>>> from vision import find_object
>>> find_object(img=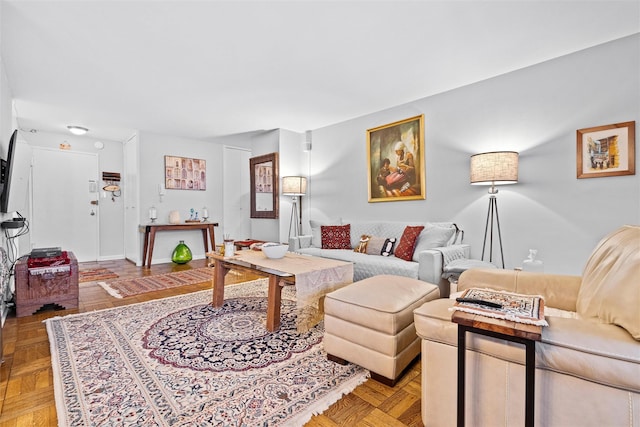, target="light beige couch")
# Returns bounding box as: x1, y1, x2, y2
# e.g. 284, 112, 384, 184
290, 220, 469, 297
414, 225, 640, 426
